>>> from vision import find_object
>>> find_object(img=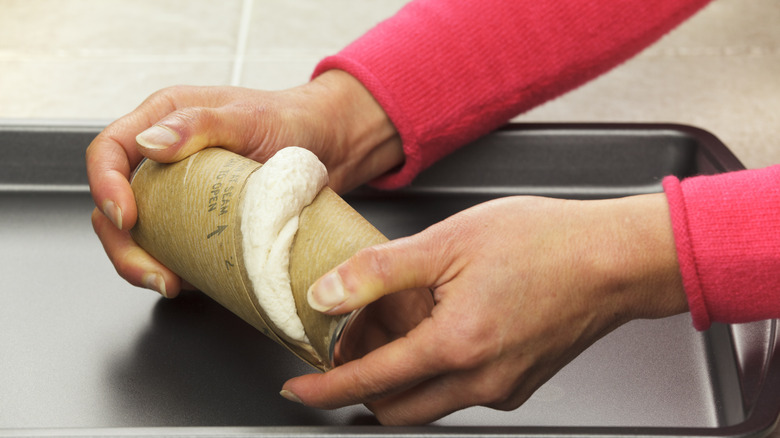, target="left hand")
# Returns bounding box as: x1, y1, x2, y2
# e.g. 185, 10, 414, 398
281, 194, 688, 425
86, 70, 401, 298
